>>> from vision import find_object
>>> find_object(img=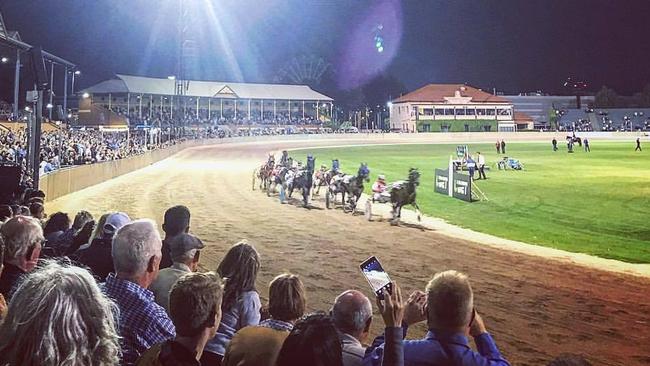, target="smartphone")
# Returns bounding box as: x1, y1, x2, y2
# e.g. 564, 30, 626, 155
359, 256, 392, 299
